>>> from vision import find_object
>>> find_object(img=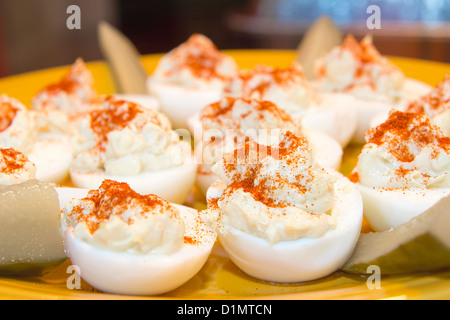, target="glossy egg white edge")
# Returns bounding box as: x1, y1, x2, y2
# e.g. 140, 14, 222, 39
69, 155, 197, 205
192, 128, 343, 196
205, 171, 363, 283
300, 92, 358, 148
146, 78, 222, 130
28, 133, 74, 185
62, 204, 216, 296
357, 183, 450, 232
111, 94, 160, 111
